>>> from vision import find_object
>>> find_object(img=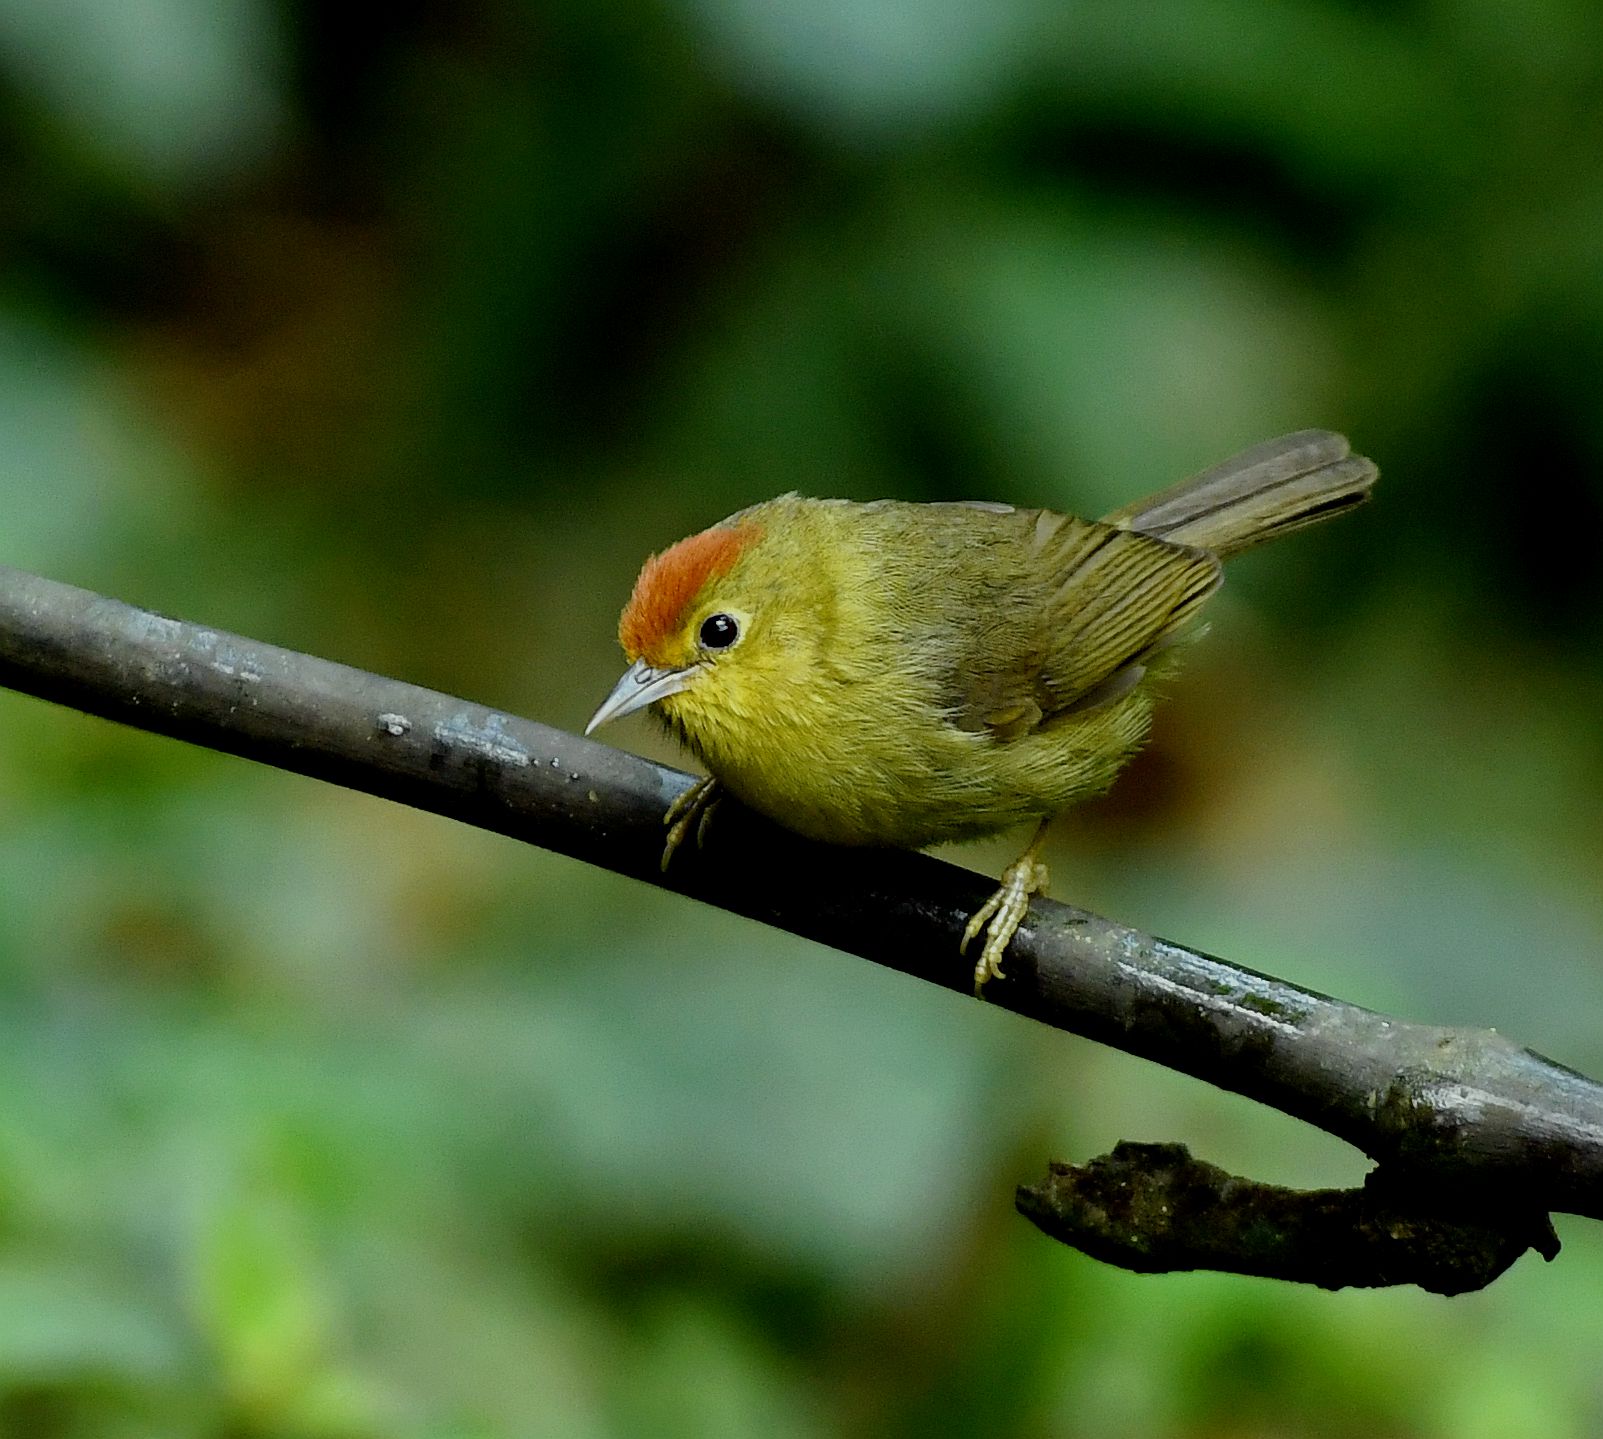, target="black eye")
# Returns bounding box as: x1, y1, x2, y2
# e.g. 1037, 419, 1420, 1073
699, 613, 740, 650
